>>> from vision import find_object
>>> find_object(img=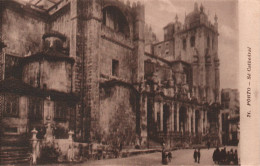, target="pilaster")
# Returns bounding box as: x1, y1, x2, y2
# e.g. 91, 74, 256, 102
80, 0, 102, 142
